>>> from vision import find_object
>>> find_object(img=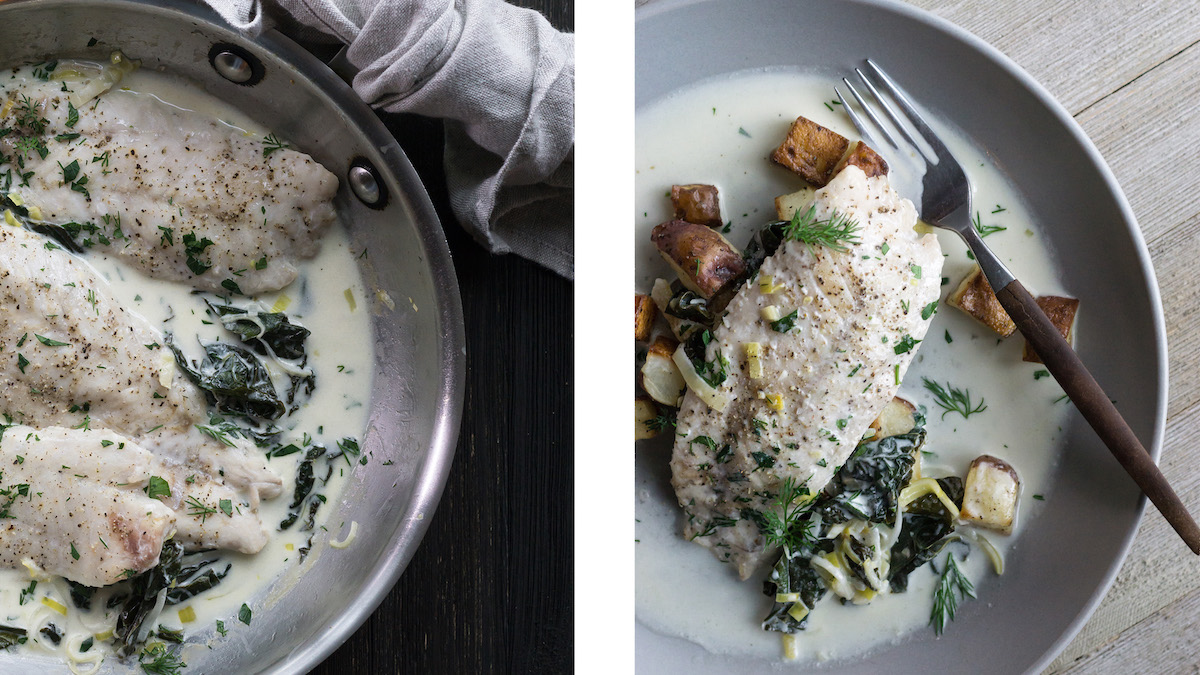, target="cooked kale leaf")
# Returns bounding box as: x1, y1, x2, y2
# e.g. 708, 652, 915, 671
814, 428, 925, 526
0, 624, 26, 650
110, 540, 230, 656
206, 301, 310, 360
166, 335, 285, 420
762, 415, 966, 634
279, 444, 324, 530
